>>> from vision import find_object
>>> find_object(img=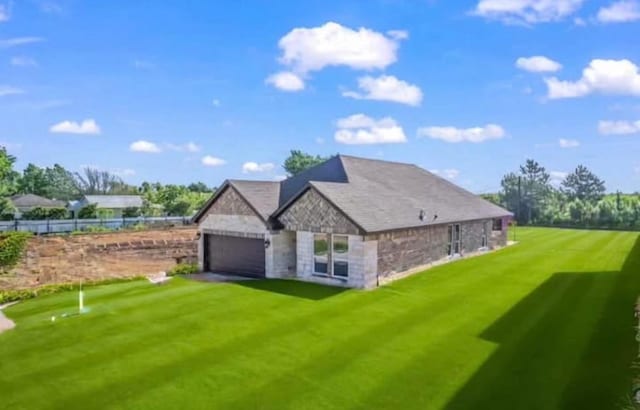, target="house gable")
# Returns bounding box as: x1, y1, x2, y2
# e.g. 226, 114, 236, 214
278, 187, 361, 235
203, 185, 260, 218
